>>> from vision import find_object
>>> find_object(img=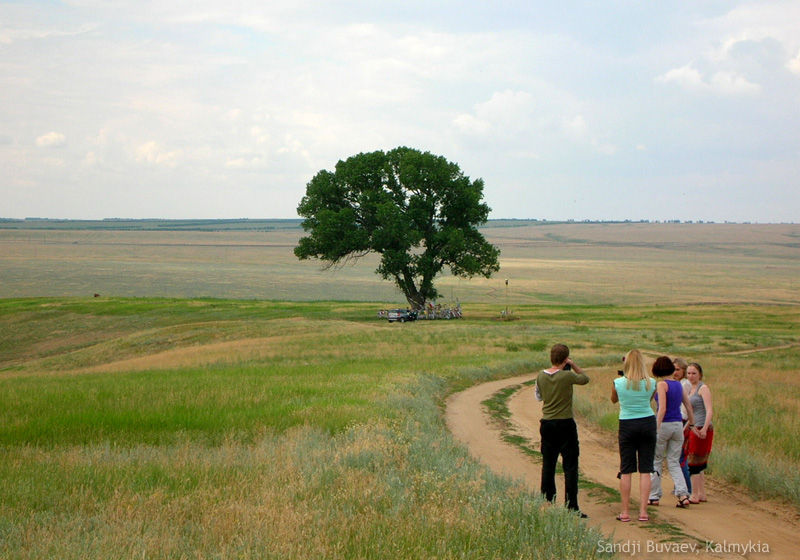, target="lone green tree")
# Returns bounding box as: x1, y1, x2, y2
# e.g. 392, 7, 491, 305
294, 147, 500, 309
